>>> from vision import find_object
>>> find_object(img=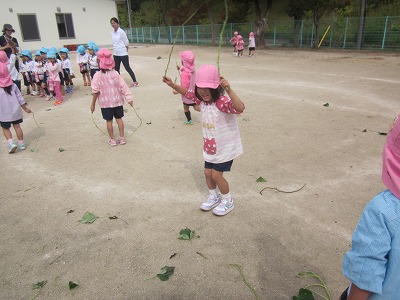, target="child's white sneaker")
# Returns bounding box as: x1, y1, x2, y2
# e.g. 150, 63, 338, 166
200, 194, 220, 211
8, 143, 17, 154
212, 198, 234, 216
18, 143, 26, 150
